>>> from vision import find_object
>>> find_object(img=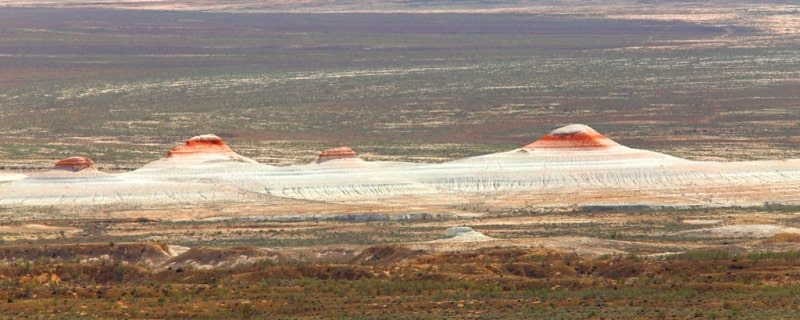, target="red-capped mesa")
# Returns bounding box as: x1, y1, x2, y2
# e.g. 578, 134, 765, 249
52, 156, 96, 172
166, 134, 236, 158
317, 147, 359, 163
523, 124, 621, 150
